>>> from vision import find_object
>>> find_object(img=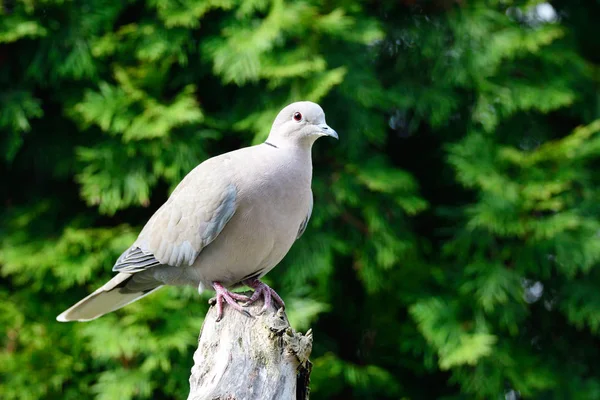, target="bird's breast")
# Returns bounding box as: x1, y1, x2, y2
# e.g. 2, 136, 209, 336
191, 151, 312, 287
